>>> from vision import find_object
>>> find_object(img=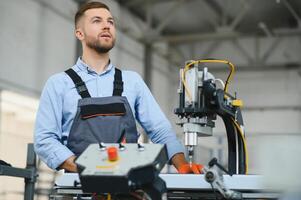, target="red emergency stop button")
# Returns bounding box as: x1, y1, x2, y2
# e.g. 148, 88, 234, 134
107, 146, 118, 161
